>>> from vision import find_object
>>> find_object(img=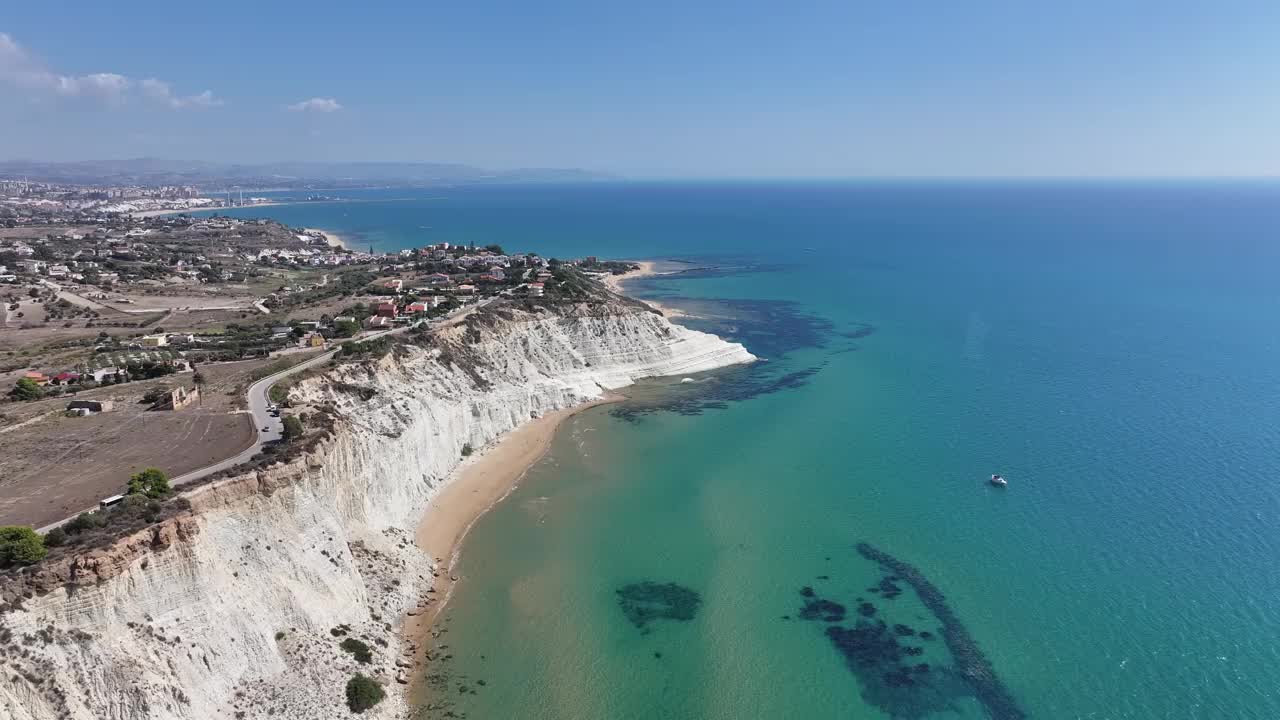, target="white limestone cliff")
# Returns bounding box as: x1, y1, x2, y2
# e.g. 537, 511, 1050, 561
0, 299, 753, 720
